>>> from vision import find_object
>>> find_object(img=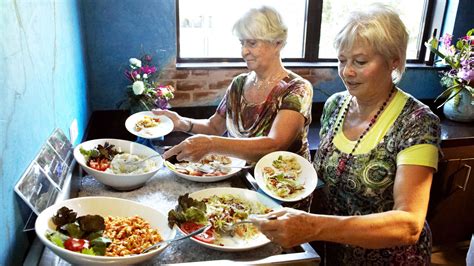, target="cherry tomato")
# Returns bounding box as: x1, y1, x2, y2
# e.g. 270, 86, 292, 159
88, 158, 110, 171
180, 222, 215, 244
64, 238, 89, 252
98, 158, 110, 171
